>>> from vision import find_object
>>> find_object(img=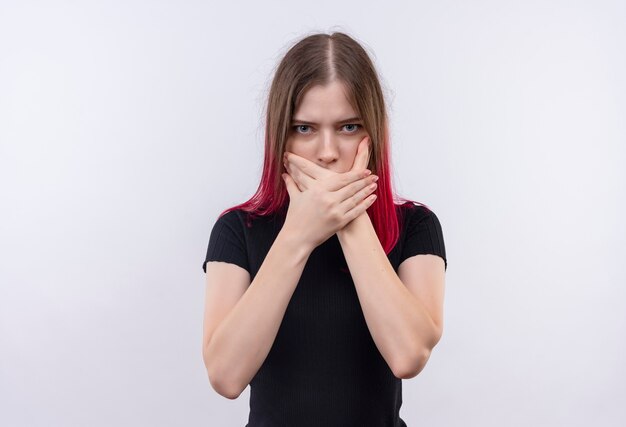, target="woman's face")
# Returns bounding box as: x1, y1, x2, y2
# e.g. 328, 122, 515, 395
285, 80, 369, 174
